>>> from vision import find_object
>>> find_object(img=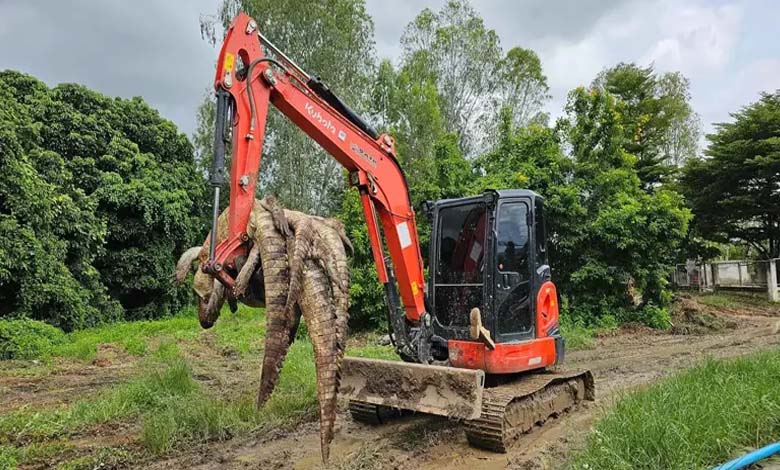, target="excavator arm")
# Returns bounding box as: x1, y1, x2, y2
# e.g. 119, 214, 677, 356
203, 13, 428, 347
